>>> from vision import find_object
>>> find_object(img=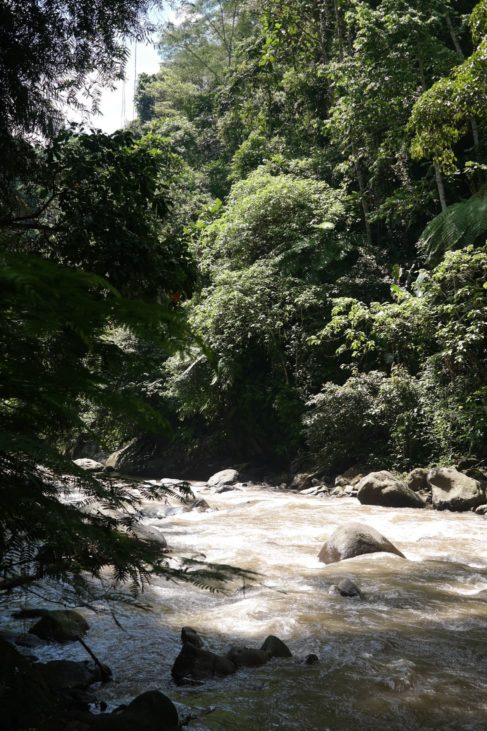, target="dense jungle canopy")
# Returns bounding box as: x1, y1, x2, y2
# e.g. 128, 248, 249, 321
0, 0, 486, 596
